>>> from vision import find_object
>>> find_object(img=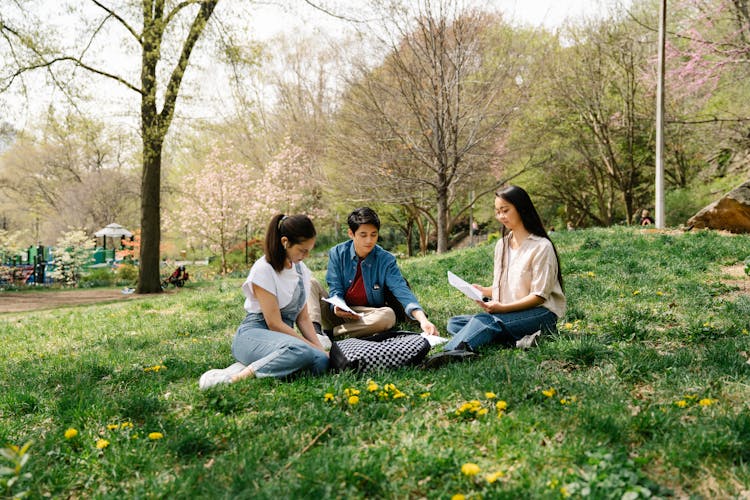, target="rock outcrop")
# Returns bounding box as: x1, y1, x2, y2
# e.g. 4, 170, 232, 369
687, 181, 750, 233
